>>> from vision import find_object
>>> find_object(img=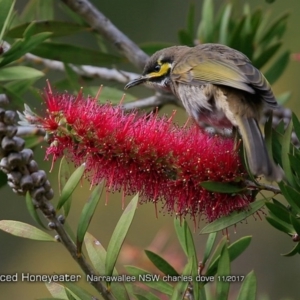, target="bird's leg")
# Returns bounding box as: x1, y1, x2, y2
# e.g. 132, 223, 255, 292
232, 126, 242, 151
